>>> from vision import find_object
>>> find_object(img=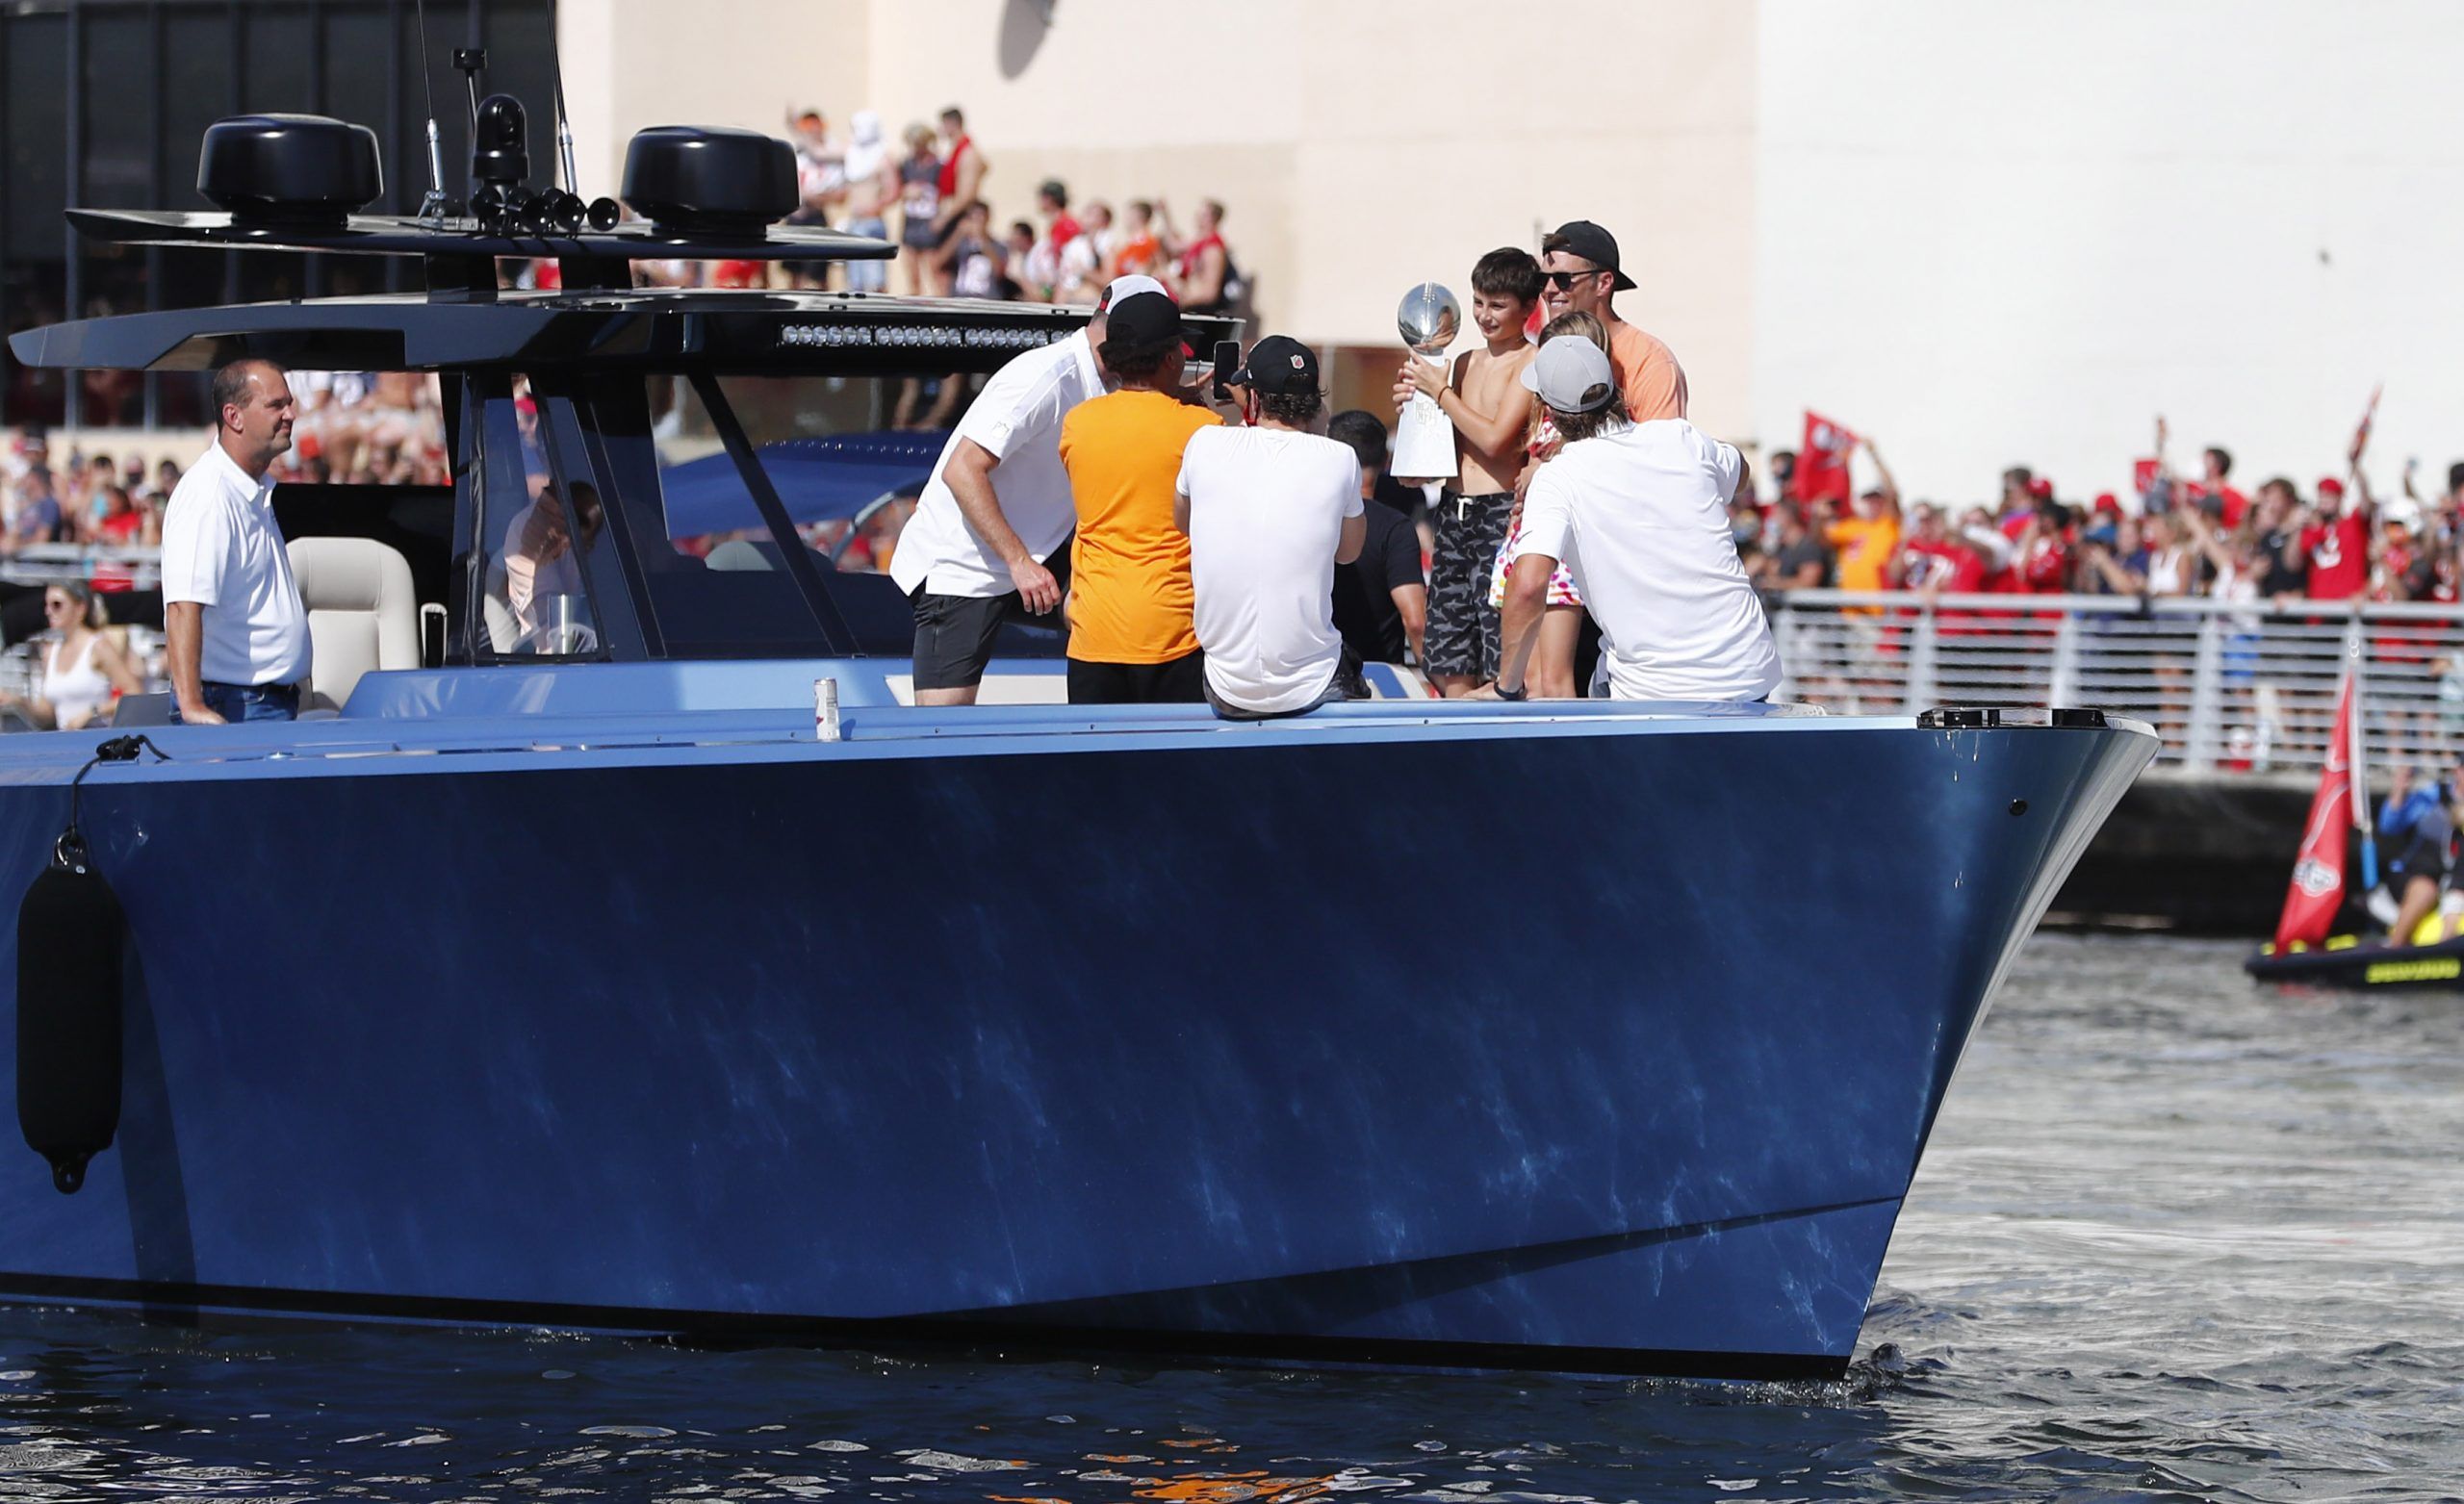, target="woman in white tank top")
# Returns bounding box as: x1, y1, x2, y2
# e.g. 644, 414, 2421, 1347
0, 581, 145, 730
